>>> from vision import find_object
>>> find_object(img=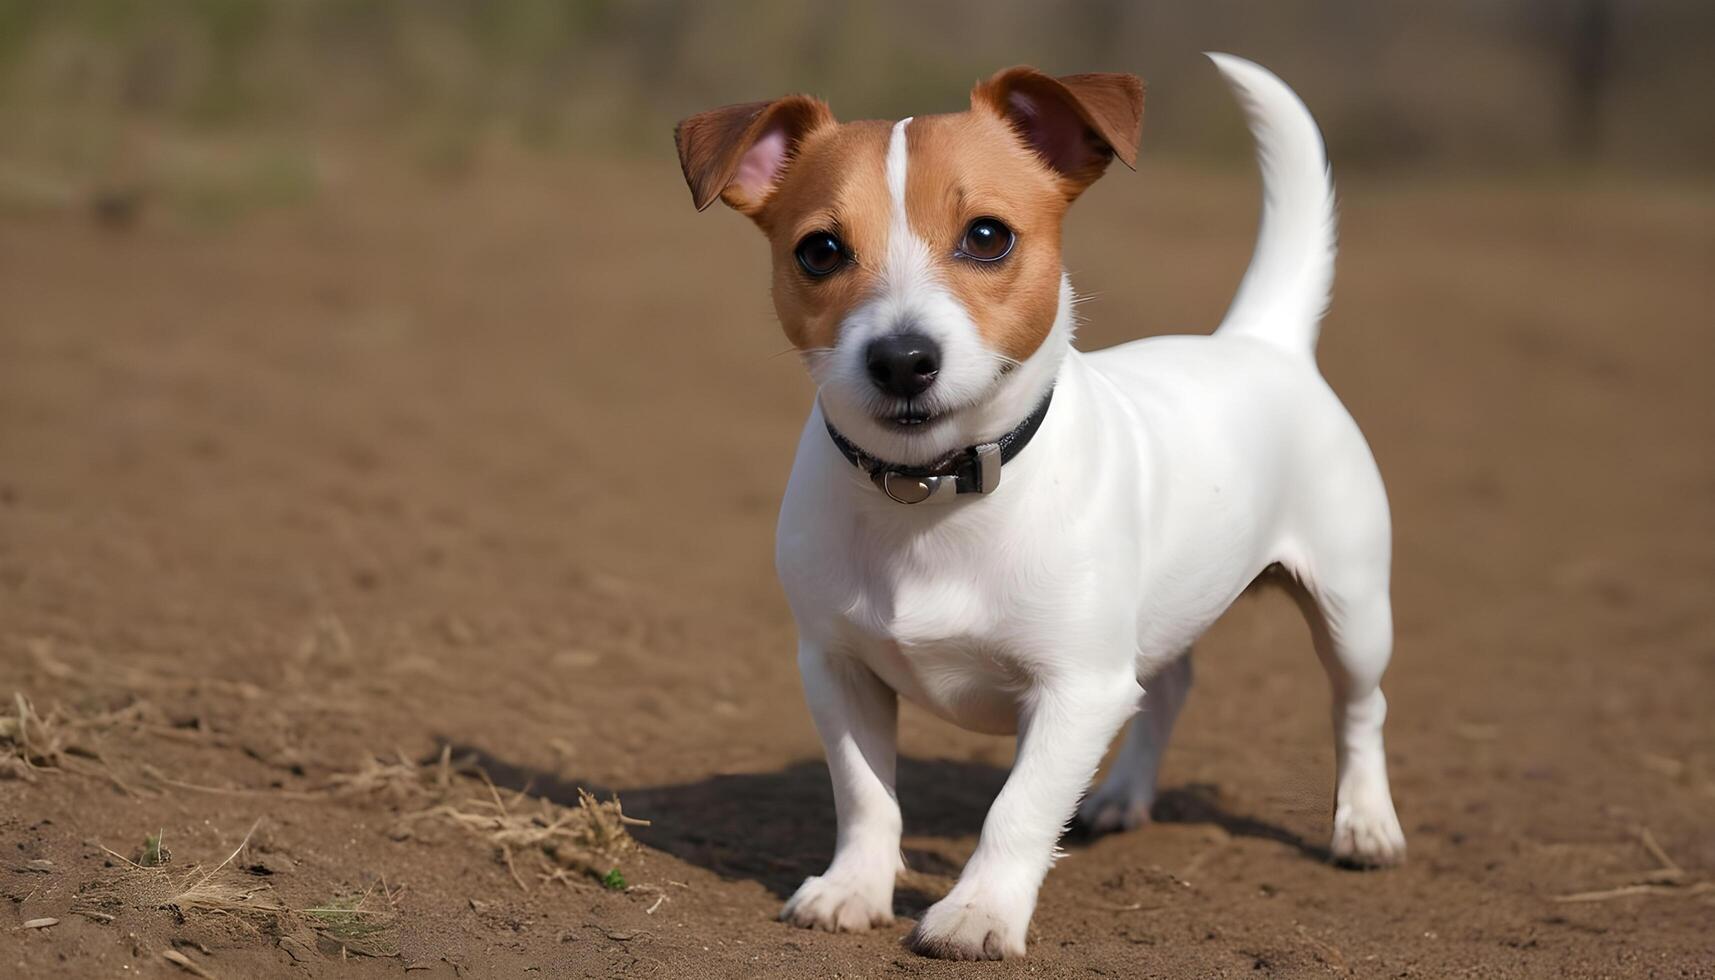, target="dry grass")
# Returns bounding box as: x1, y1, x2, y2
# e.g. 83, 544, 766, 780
325, 745, 457, 803
0, 693, 63, 778
74, 819, 401, 959
0, 692, 125, 786
327, 745, 652, 890
302, 881, 402, 958
1, 687, 215, 795
328, 747, 660, 898
161, 948, 219, 978
1, 682, 341, 800
78, 821, 288, 924
1553, 826, 1713, 903
408, 784, 650, 890
7, 679, 648, 953
9, 681, 654, 901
